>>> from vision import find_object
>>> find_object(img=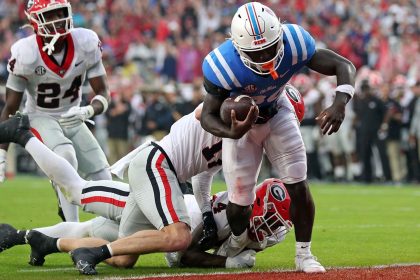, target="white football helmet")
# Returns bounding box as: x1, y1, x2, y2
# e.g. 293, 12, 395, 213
25, 0, 73, 54
231, 2, 284, 78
